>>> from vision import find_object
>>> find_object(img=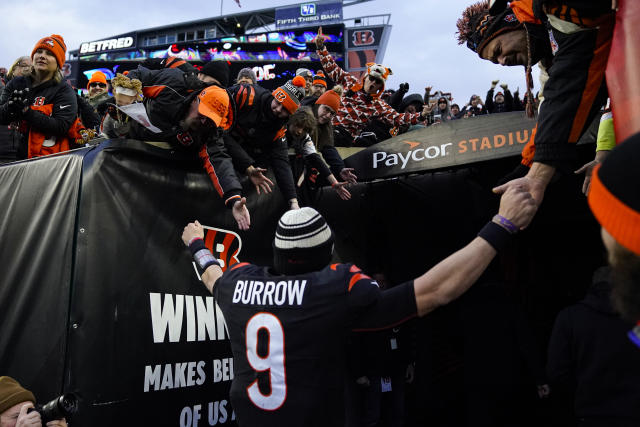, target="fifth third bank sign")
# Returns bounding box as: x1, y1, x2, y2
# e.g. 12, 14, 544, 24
275, 1, 343, 30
